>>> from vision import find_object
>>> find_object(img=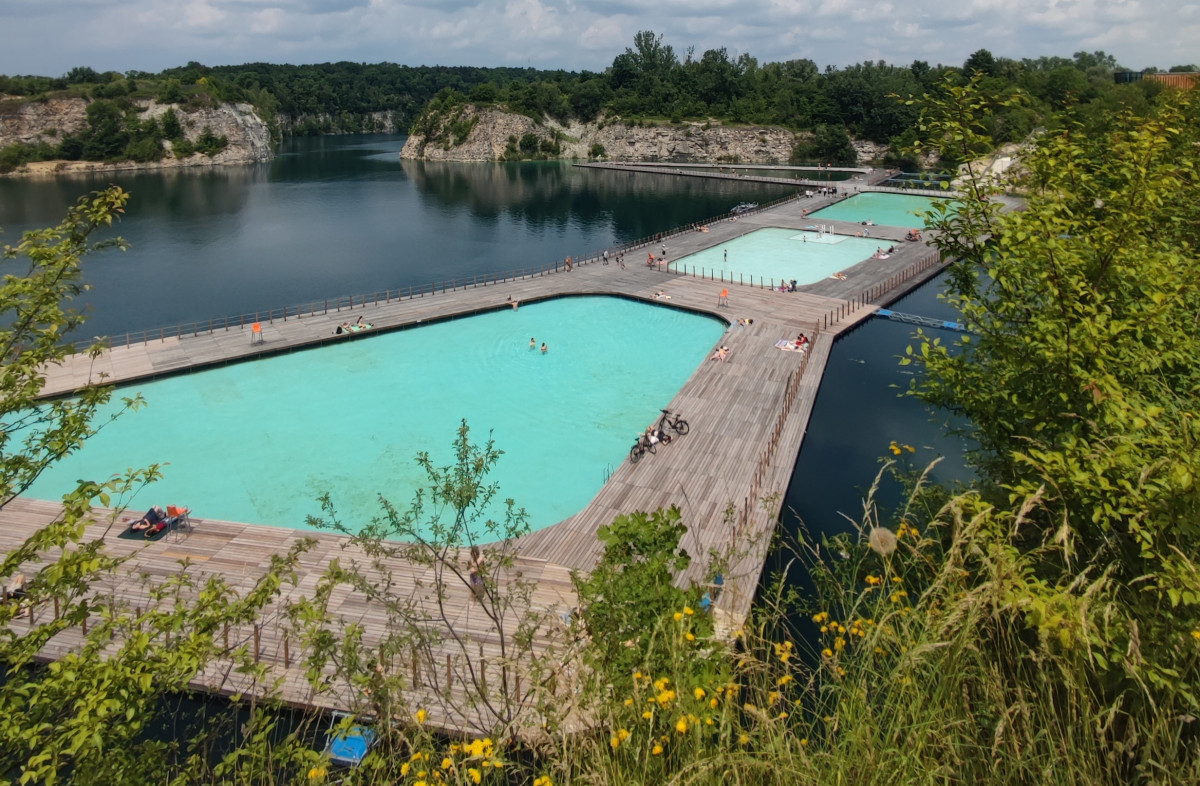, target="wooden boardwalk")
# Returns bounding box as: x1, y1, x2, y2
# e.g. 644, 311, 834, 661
6, 189, 948, 734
